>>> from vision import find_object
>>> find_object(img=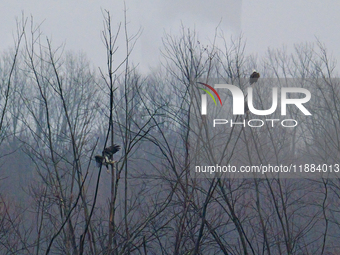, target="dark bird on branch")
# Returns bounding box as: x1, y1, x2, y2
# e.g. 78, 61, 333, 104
249, 70, 260, 85
103, 144, 120, 160
94, 144, 120, 169
95, 155, 106, 168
